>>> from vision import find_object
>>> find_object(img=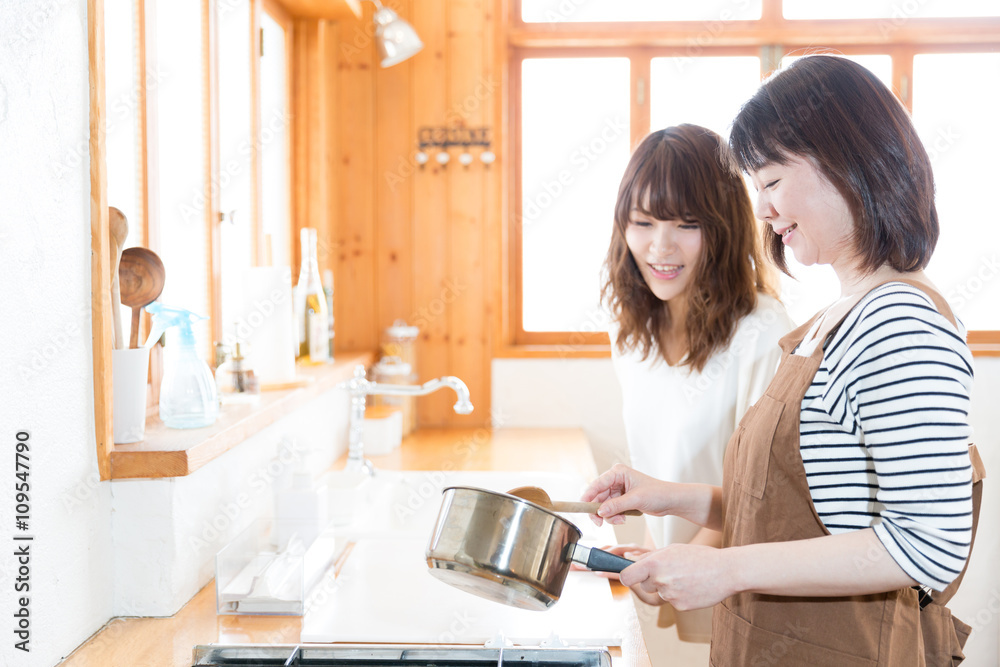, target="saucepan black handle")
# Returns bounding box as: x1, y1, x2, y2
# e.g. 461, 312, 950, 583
569, 543, 633, 573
